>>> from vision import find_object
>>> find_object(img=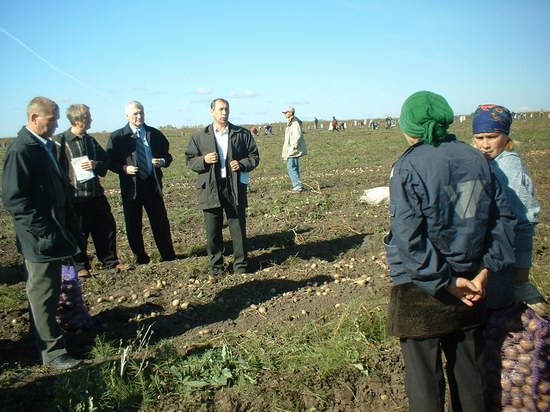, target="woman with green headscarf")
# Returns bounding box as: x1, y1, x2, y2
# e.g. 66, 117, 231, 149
384, 91, 516, 411
398, 90, 455, 146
